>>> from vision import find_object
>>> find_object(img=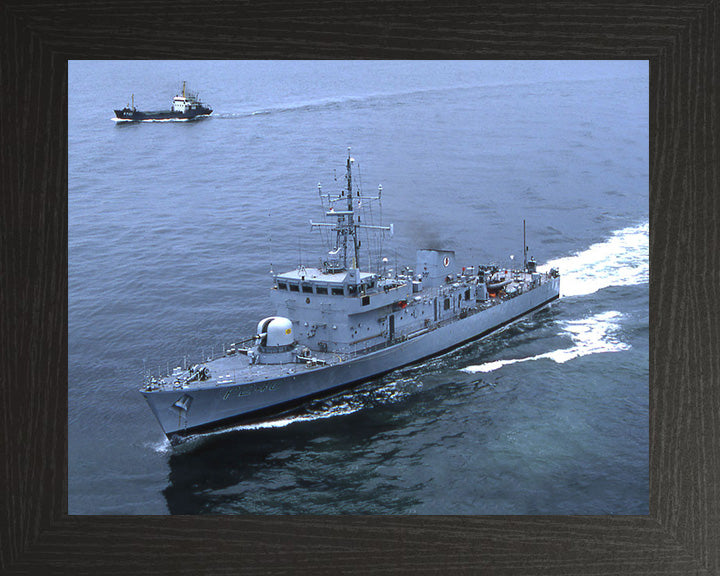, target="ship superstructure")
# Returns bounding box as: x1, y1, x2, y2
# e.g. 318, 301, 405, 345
141, 150, 560, 443
114, 81, 212, 121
